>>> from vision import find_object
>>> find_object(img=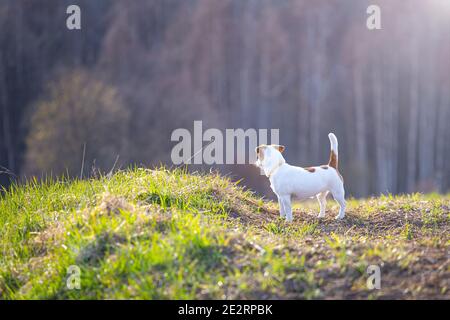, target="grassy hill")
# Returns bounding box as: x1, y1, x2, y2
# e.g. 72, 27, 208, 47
0, 168, 448, 299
